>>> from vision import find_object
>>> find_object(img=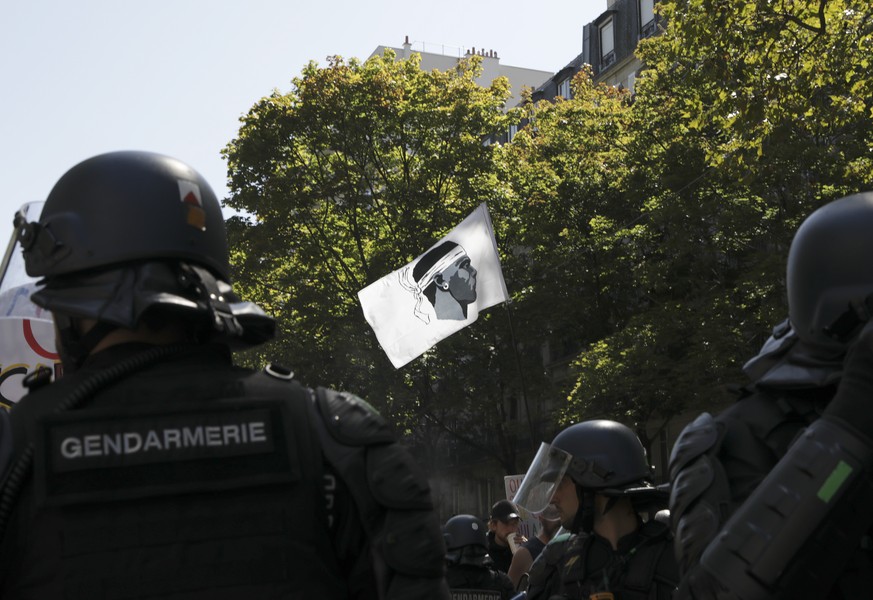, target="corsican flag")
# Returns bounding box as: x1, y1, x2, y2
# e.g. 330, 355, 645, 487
358, 203, 509, 368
